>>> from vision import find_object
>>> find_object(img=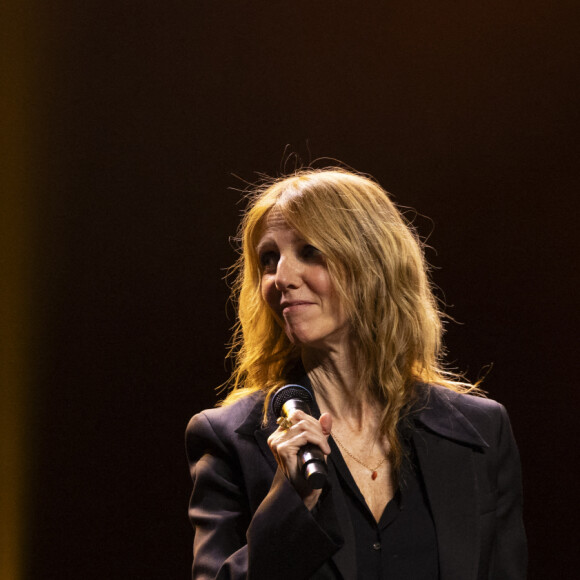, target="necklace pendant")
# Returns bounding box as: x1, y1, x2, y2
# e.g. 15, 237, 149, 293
371, 470, 378, 480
